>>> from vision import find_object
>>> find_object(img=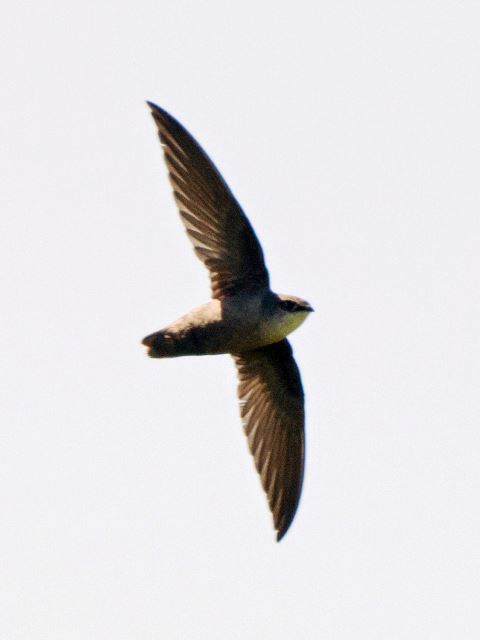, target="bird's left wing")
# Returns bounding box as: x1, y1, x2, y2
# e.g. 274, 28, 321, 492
147, 102, 270, 299
232, 339, 305, 541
